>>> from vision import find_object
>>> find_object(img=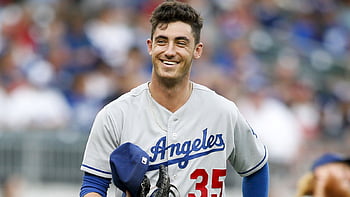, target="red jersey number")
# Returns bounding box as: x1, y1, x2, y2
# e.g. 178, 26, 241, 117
188, 169, 227, 197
